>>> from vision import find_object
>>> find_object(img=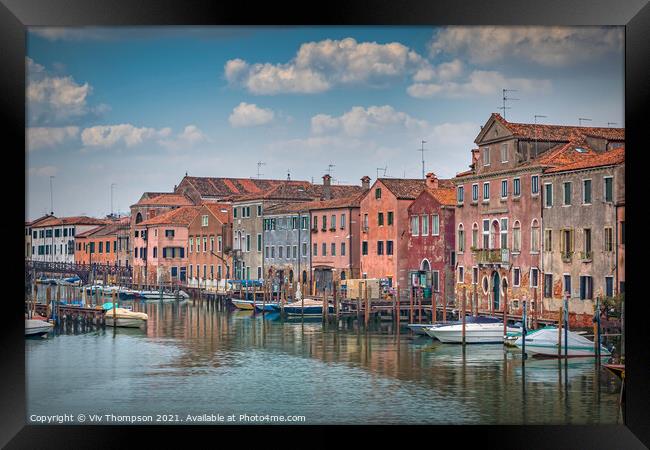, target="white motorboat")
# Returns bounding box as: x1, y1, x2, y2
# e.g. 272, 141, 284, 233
25, 319, 54, 337
138, 290, 180, 301
426, 321, 520, 344
104, 307, 148, 328
514, 327, 611, 358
